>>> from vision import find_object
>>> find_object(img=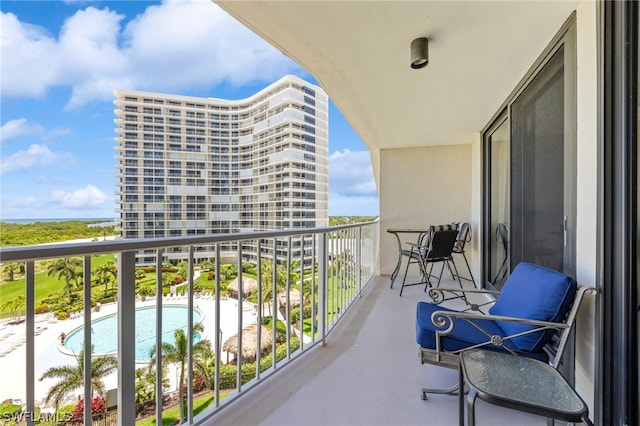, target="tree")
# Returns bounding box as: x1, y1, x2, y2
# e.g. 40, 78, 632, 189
176, 261, 189, 280
198, 260, 215, 272
192, 345, 216, 390
46, 257, 83, 297
134, 365, 169, 411
1, 295, 25, 323
259, 259, 287, 316
93, 261, 118, 297
2, 262, 22, 281
39, 348, 117, 409
149, 324, 211, 423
